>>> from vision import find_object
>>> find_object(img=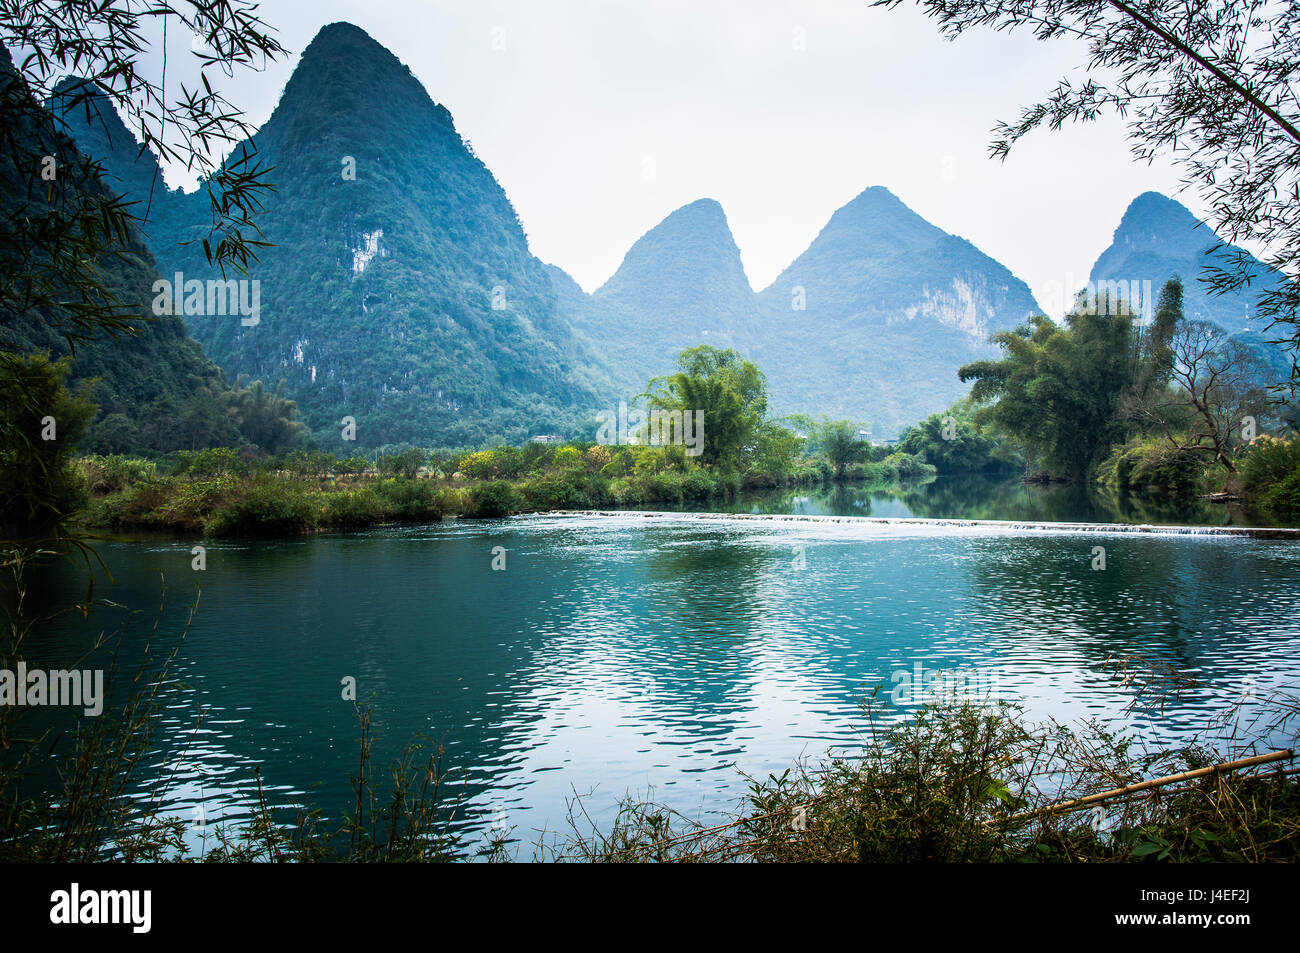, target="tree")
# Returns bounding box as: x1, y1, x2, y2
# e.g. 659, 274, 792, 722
1128, 277, 1182, 405
816, 420, 868, 479
0, 353, 96, 533
875, 0, 1300, 386
1162, 321, 1271, 472
748, 420, 805, 480
379, 447, 426, 480
960, 299, 1134, 481
899, 400, 1013, 474
1, 1, 285, 331
1, 2, 284, 533
224, 378, 309, 453
642, 346, 767, 471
